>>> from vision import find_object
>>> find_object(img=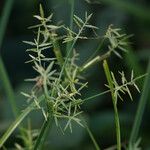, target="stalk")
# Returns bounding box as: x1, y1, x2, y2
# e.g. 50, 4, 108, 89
81, 50, 111, 72
58, 18, 89, 82
66, 0, 75, 54
103, 60, 121, 150
84, 38, 105, 65
33, 67, 54, 149
69, 0, 75, 31
85, 125, 101, 150
33, 116, 53, 150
